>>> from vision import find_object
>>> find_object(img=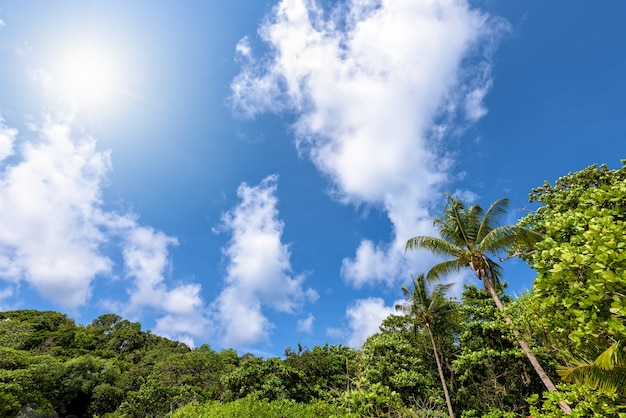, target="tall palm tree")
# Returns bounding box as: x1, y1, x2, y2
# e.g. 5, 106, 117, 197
405, 195, 572, 414
395, 274, 456, 418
